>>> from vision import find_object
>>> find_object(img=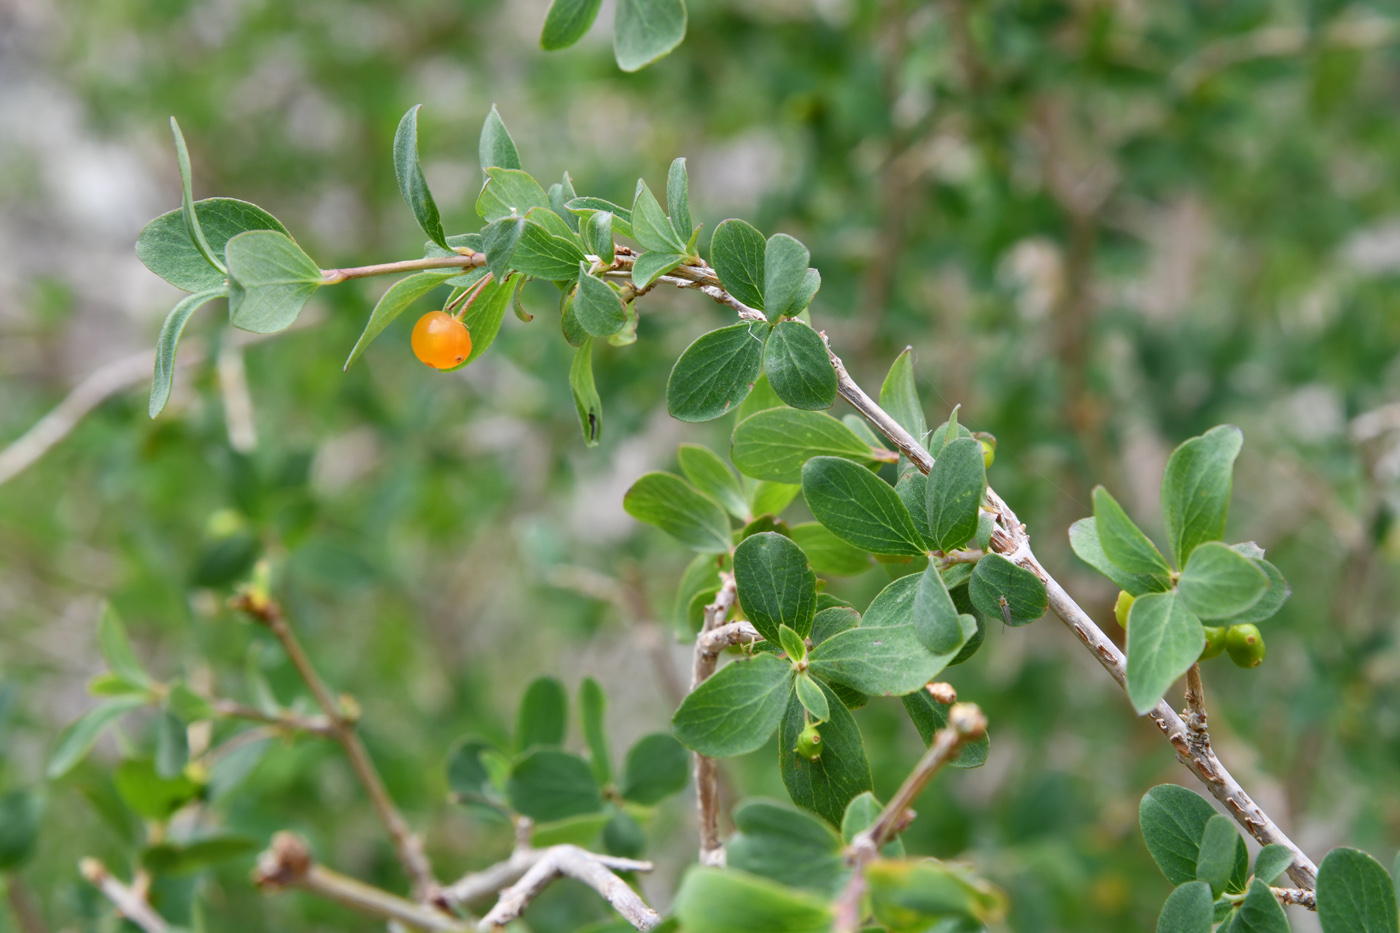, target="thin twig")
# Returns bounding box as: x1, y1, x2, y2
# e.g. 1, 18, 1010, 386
230, 593, 438, 899
1273, 888, 1316, 910
253, 833, 469, 932
79, 859, 170, 933
690, 572, 738, 867
320, 252, 485, 285
208, 698, 338, 736
477, 845, 658, 932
